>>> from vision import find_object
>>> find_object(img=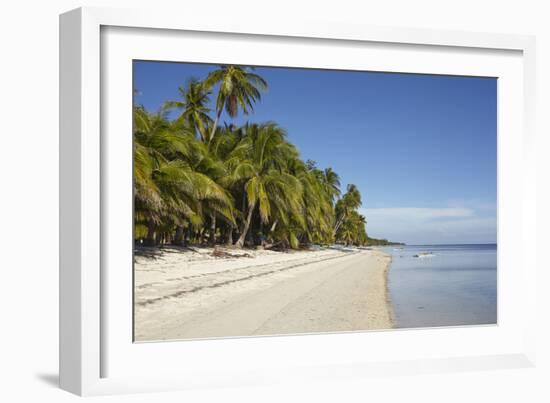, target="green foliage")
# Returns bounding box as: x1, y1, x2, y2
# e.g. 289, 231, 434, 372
365, 237, 405, 246
134, 65, 397, 249
204, 65, 268, 143
164, 79, 213, 142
